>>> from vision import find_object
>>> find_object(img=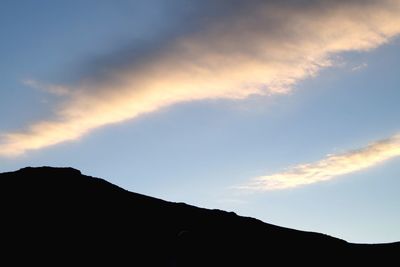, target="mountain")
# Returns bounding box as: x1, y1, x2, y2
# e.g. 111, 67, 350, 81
0, 167, 398, 265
